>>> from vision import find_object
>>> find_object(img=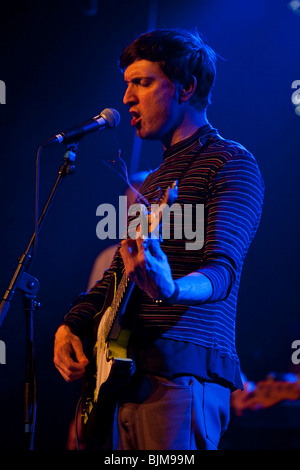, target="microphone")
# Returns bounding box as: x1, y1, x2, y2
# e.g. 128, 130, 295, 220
42, 108, 120, 147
